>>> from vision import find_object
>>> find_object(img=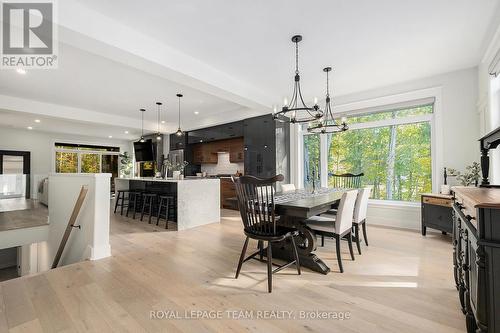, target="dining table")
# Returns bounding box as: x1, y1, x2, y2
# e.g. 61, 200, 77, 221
273, 188, 345, 274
